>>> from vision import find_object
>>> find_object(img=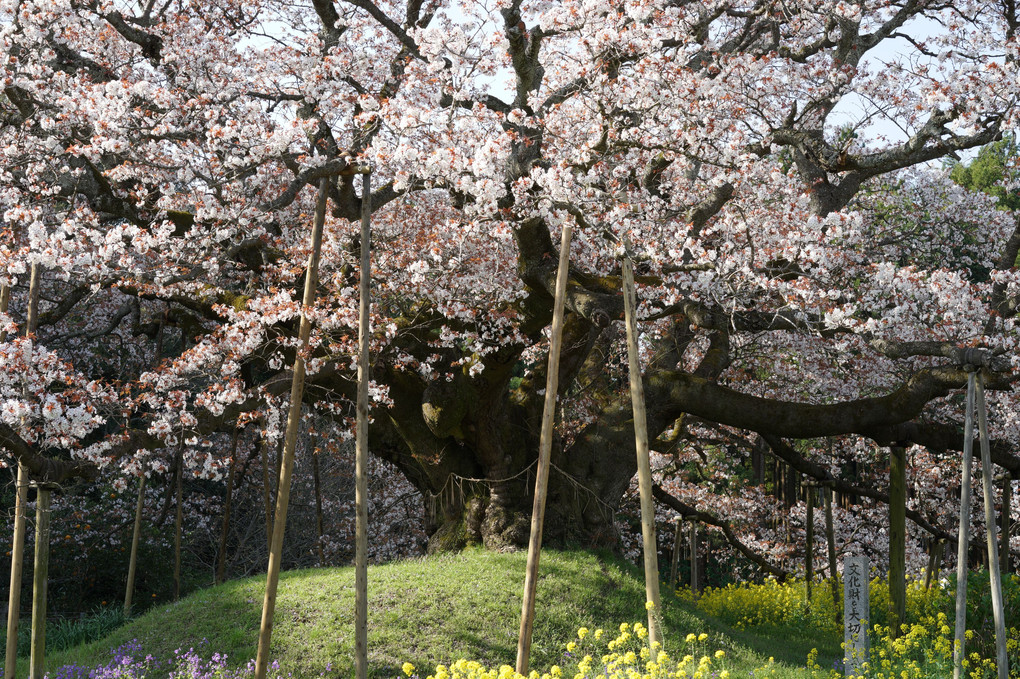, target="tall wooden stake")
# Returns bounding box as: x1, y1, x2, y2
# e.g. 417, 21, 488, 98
311, 436, 325, 566
6, 263, 41, 679
824, 484, 840, 624
173, 437, 185, 601
216, 426, 241, 585
689, 520, 699, 594
254, 177, 330, 679
889, 446, 907, 637
1001, 473, 1012, 573
261, 435, 273, 554
976, 375, 1008, 679
806, 482, 815, 605
124, 473, 146, 616
516, 223, 573, 676
670, 520, 682, 591
28, 484, 54, 679
954, 372, 977, 679
354, 171, 372, 679
924, 540, 938, 591
622, 244, 661, 654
